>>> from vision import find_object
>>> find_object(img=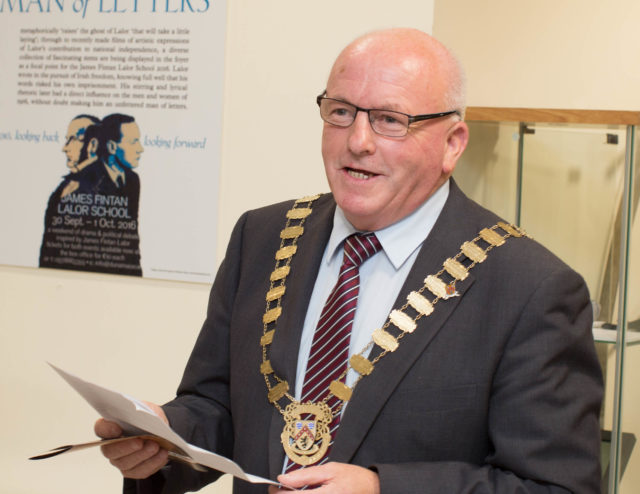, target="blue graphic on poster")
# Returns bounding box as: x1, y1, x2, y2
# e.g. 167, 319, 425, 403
40, 114, 143, 276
